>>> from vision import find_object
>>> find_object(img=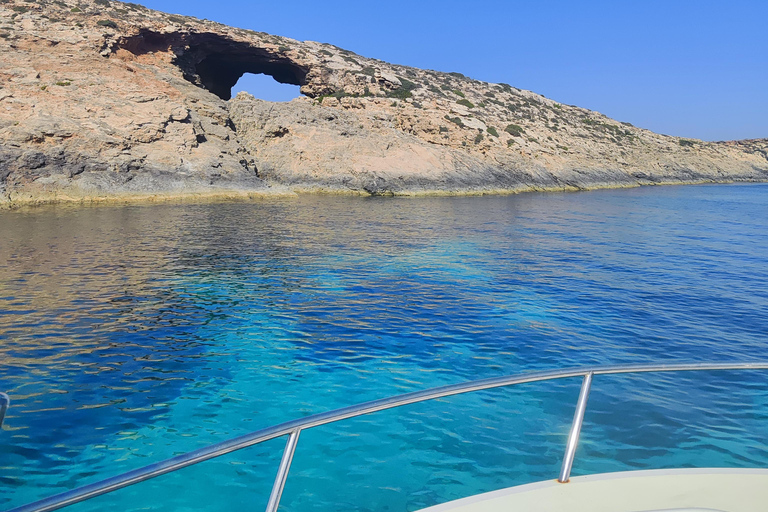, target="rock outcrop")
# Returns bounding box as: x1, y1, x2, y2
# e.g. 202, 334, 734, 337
1, 0, 766, 205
